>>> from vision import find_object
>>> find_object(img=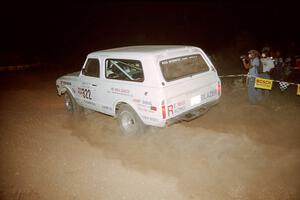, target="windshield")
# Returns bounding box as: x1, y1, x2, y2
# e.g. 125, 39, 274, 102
160, 54, 210, 81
